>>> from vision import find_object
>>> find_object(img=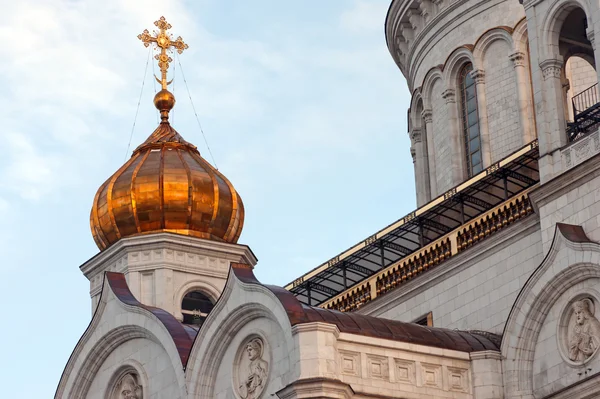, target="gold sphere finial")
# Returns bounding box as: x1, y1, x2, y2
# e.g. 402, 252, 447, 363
154, 89, 175, 122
